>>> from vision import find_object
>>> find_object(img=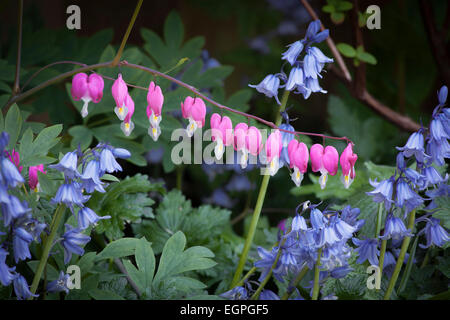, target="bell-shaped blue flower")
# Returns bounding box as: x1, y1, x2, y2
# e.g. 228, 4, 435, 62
281, 40, 304, 66
422, 165, 446, 188
220, 286, 248, 300
111, 147, 131, 159
61, 224, 91, 264
99, 148, 122, 174
13, 274, 38, 300
286, 66, 305, 91
340, 205, 364, 231
292, 215, 308, 231
395, 178, 424, 213
259, 290, 280, 300
396, 131, 430, 163
13, 227, 33, 263
77, 207, 110, 230
249, 74, 281, 105
47, 271, 71, 294
366, 177, 395, 211
1, 195, 30, 227
437, 85, 448, 106
380, 215, 413, 241
353, 238, 379, 266
52, 182, 90, 207
0, 157, 24, 188
305, 77, 327, 93
0, 249, 15, 286
48, 151, 80, 179
403, 168, 427, 189
426, 137, 450, 166
419, 218, 449, 248
81, 160, 105, 193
